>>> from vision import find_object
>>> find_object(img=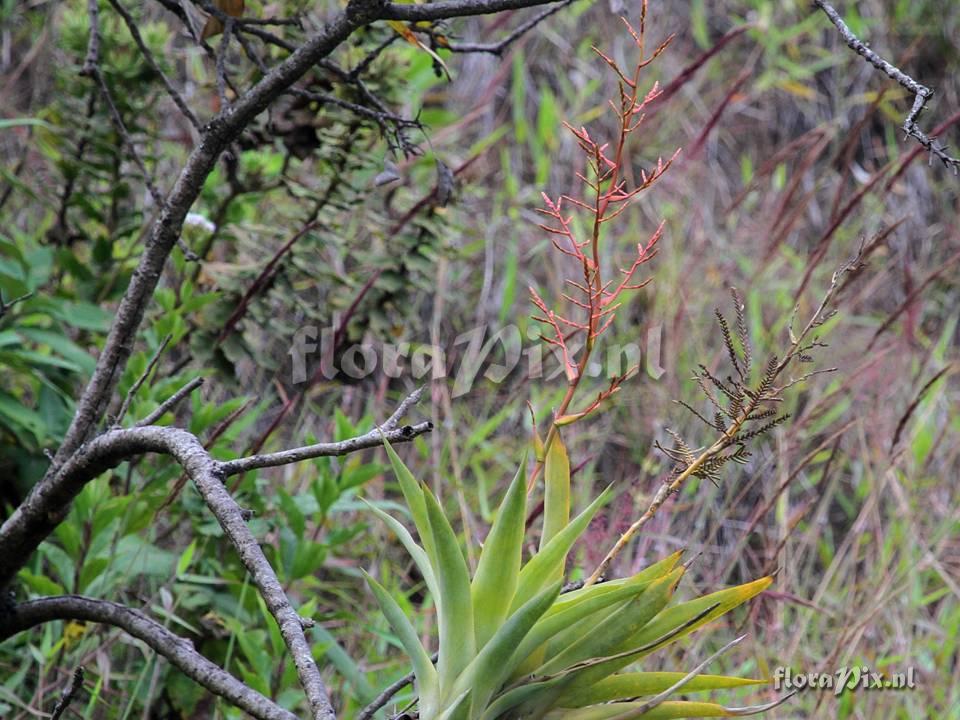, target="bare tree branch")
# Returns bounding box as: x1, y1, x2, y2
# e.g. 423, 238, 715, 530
381, 0, 568, 22
220, 420, 432, 475
0, 596, 297, 720
814, 0, 960, 172
221, 388, 433, 477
